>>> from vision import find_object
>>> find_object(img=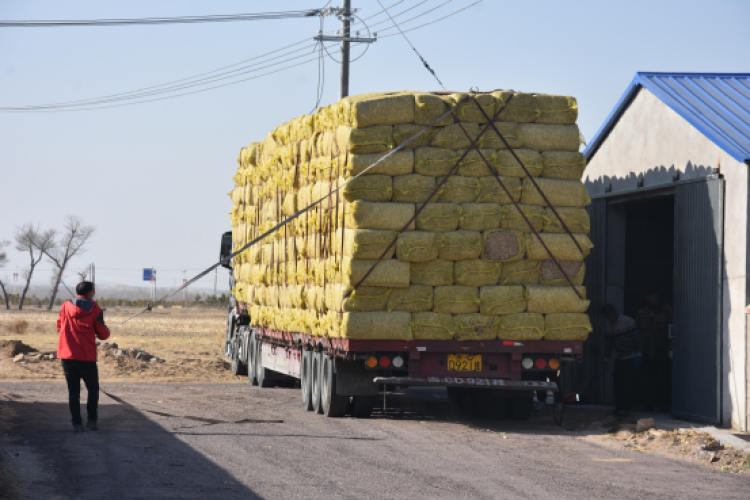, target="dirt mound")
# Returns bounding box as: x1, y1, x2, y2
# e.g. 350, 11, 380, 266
0, 340, 37, 359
